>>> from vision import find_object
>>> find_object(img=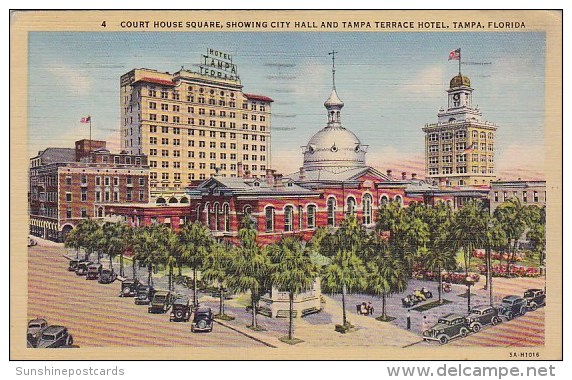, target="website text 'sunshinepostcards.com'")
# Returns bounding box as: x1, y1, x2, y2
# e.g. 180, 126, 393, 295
387, 364, 556, 378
